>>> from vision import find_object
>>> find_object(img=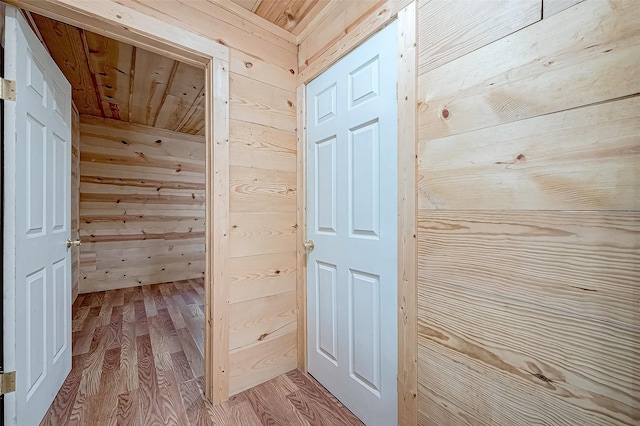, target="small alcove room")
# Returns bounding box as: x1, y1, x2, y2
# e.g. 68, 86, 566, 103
1, 1, 638, 425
